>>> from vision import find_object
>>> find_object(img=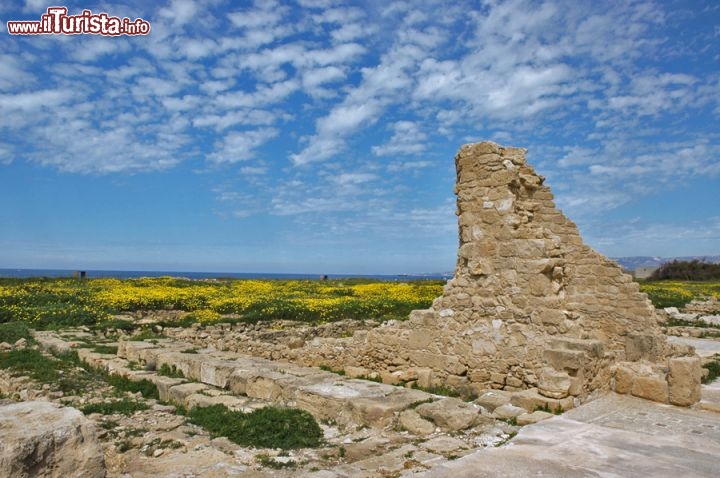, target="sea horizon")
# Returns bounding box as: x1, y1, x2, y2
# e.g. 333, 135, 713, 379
0, 268, 451, 281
